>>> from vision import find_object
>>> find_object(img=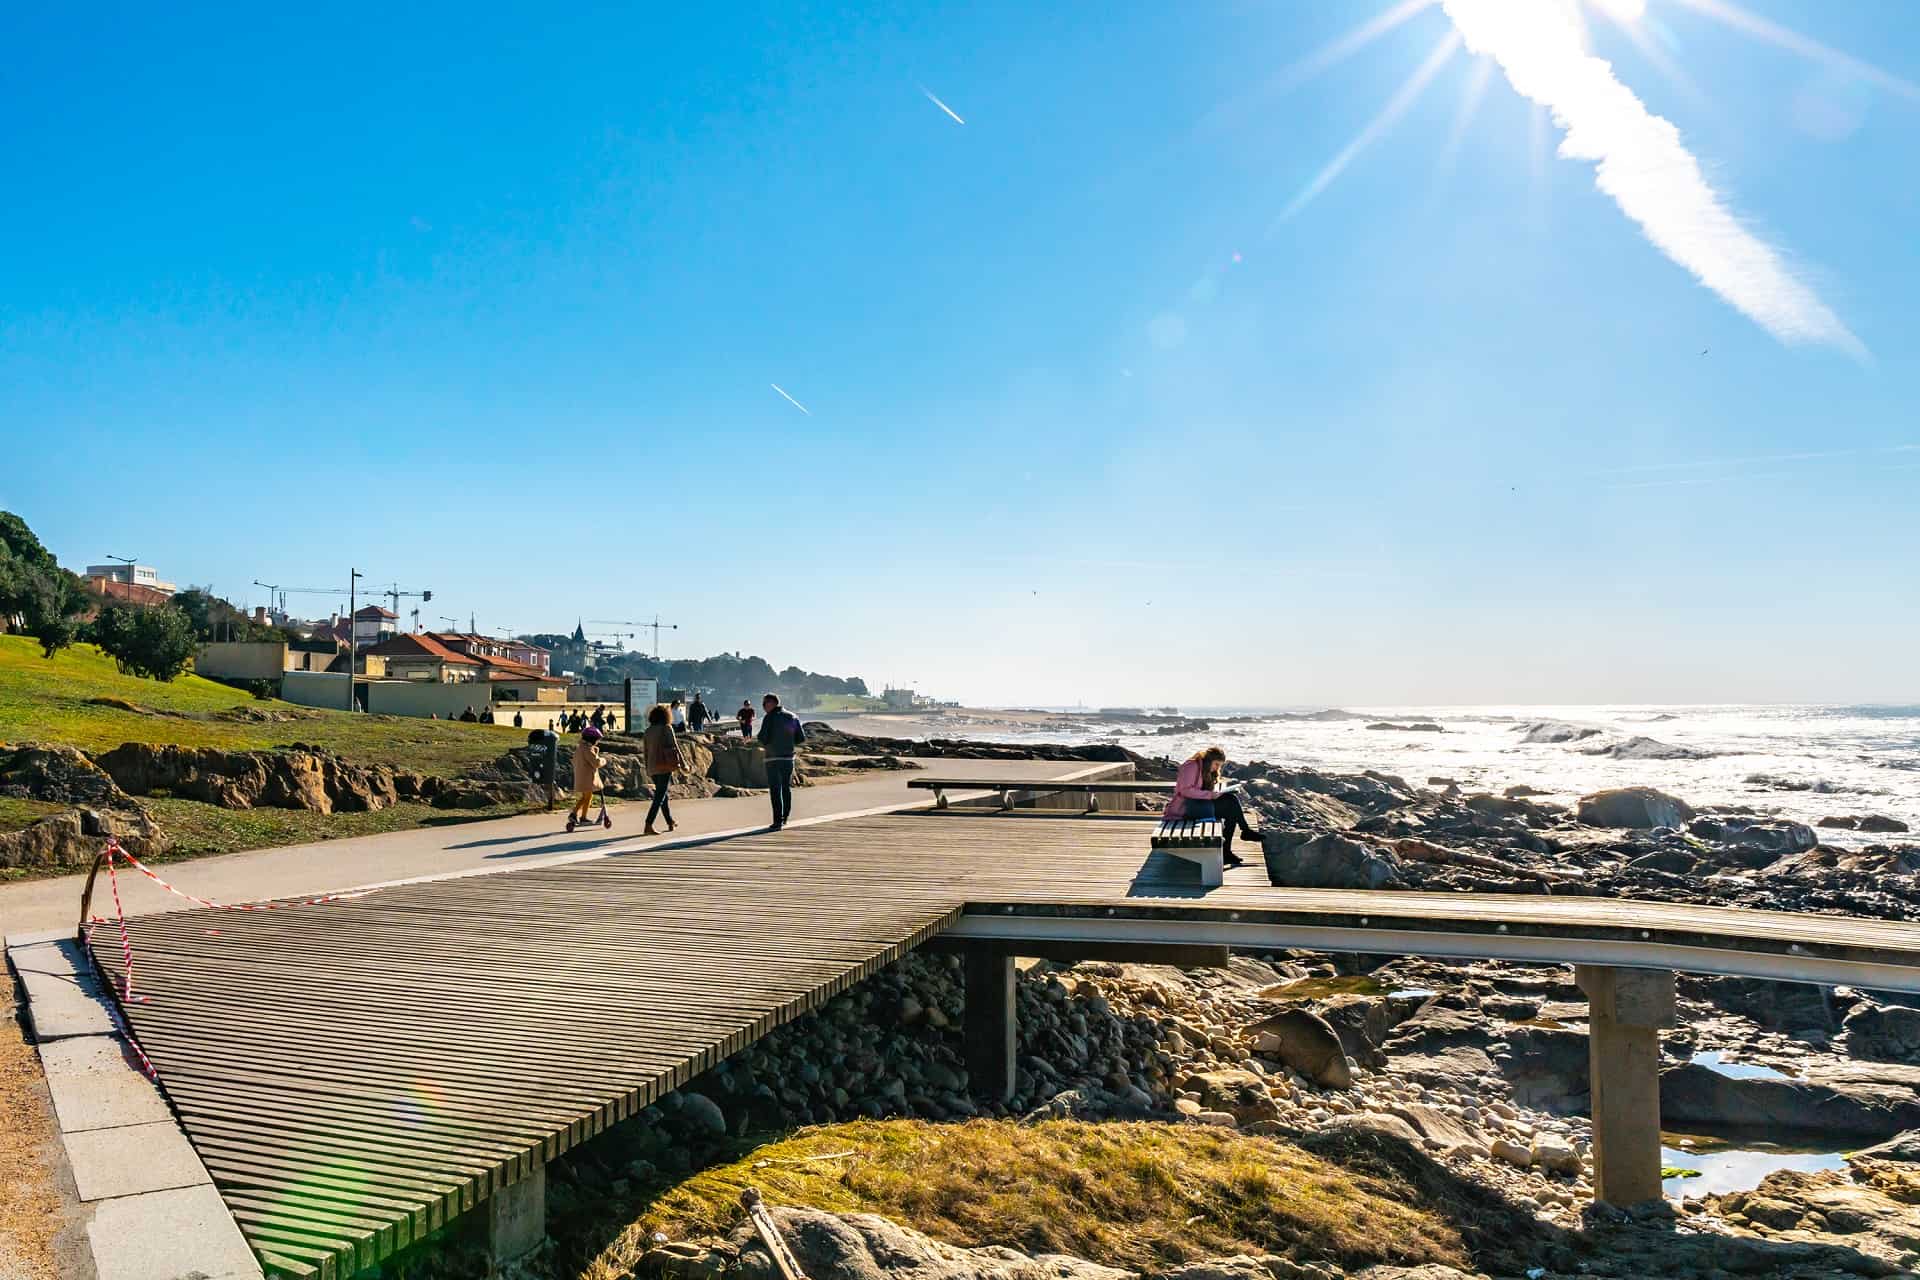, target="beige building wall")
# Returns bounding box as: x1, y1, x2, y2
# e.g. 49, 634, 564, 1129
194, 641, 289, 681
